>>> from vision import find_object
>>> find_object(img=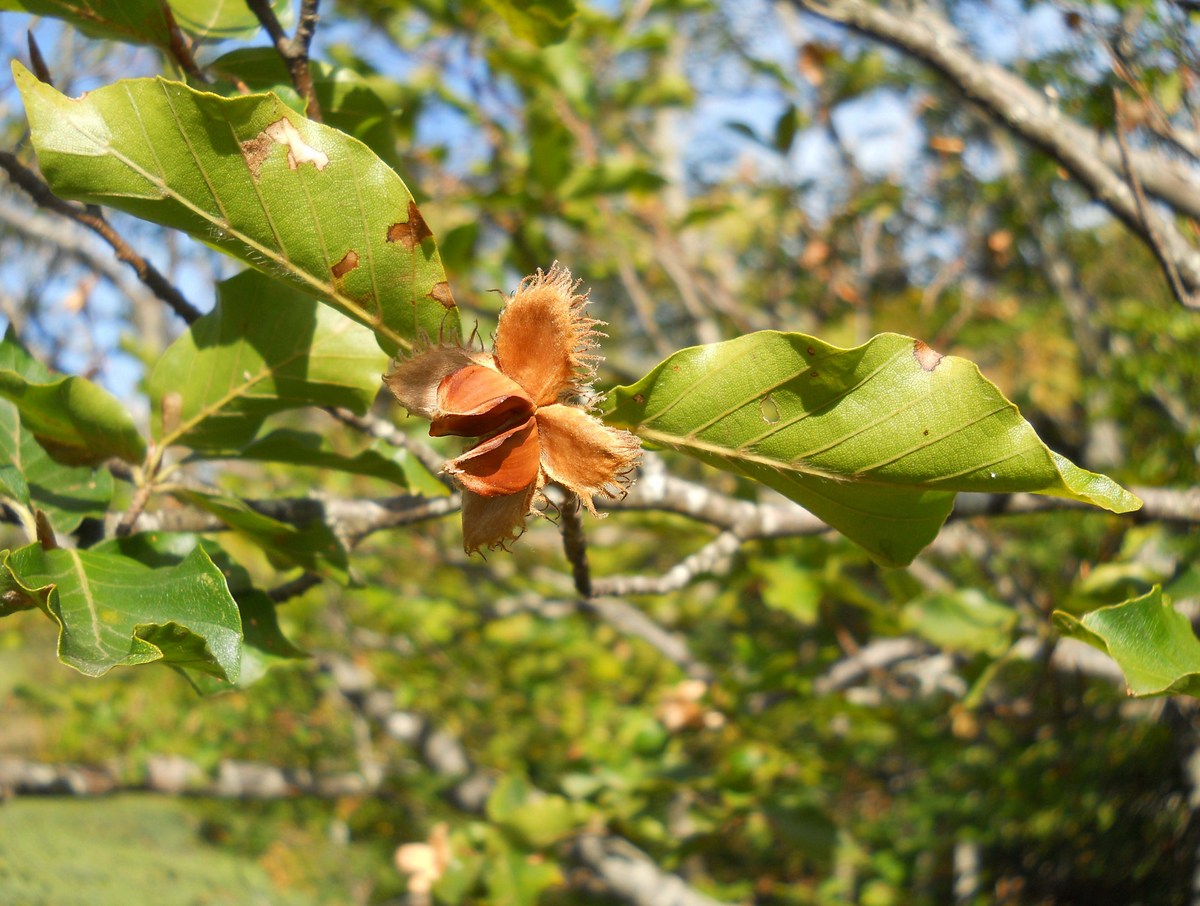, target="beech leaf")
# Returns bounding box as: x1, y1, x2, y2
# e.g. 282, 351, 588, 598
606, 331, 1140, 566
1054, 587, 1200, 697
14, 62, 458, 353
